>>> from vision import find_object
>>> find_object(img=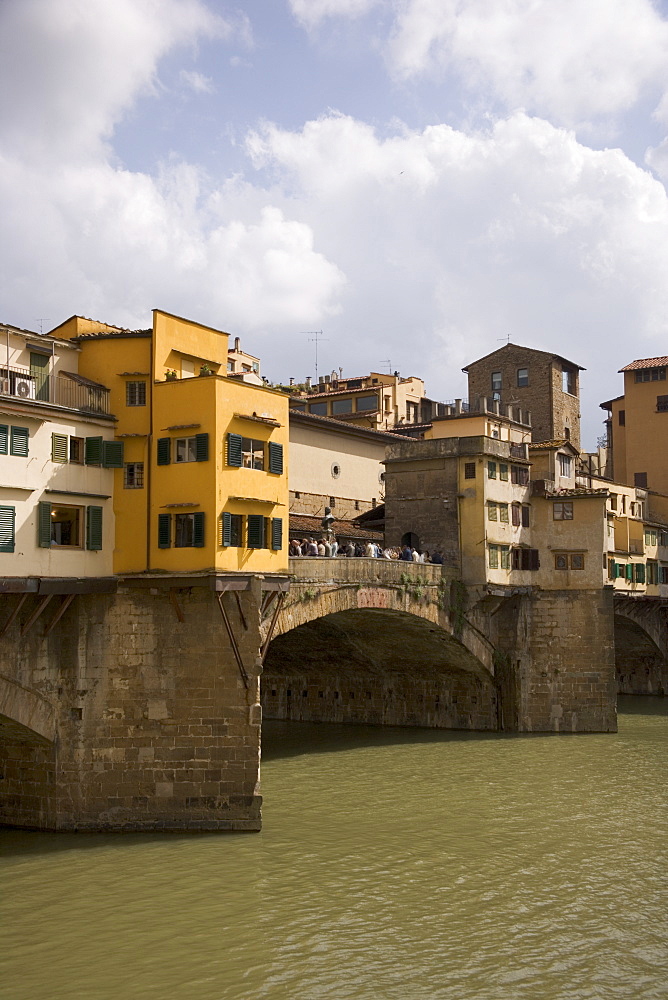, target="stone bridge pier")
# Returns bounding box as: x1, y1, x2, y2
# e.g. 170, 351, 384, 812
0, 575, 288, 832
